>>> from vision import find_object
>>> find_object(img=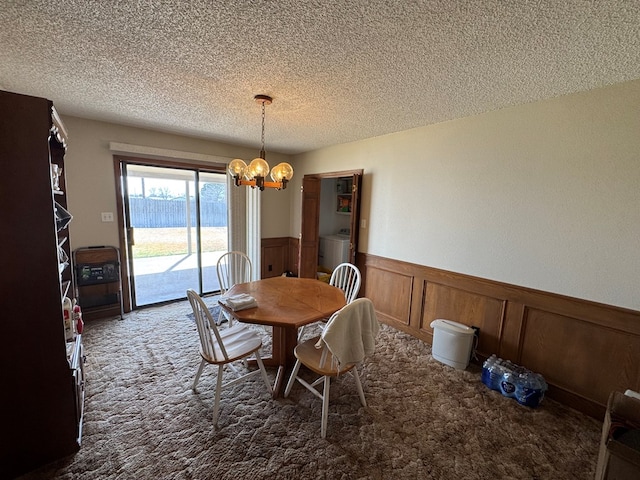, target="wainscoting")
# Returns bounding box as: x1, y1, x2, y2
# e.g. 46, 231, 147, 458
261, 238, 640, 420
261, 237, 299, 279
361, 254, 640, 420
